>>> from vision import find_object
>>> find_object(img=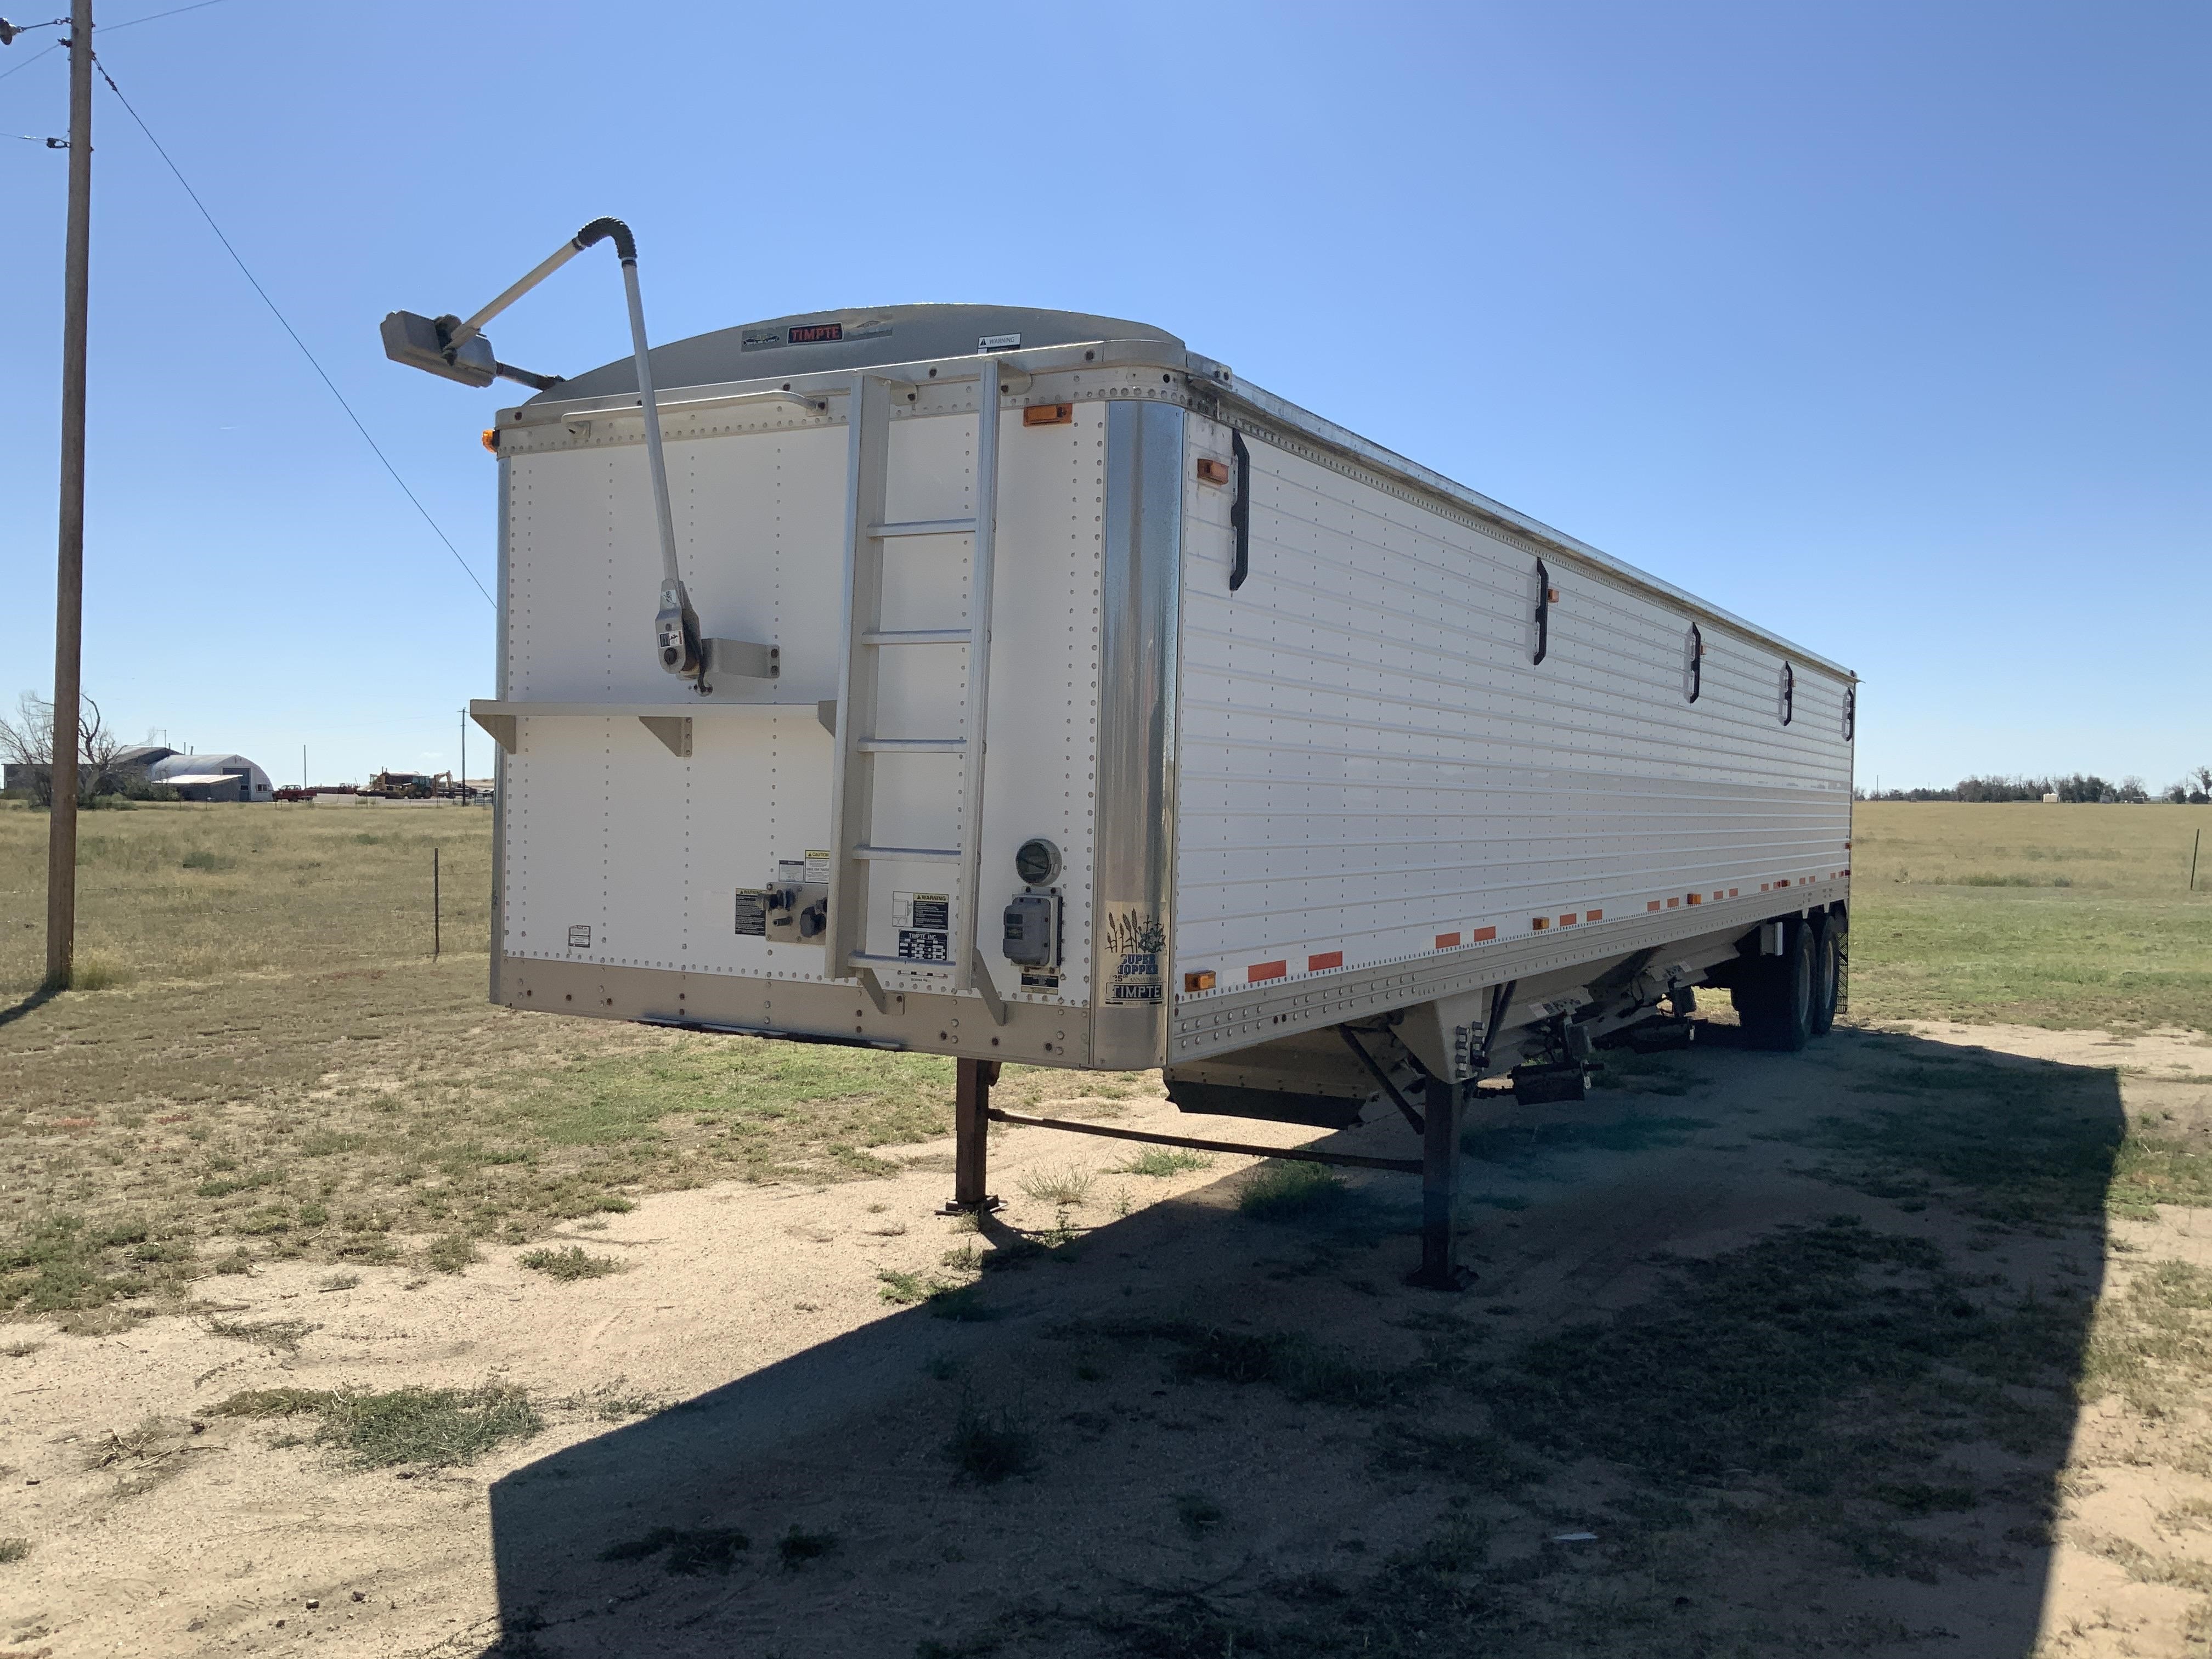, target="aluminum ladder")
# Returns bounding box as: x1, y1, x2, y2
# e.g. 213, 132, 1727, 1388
826, 358, 1009, 1024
